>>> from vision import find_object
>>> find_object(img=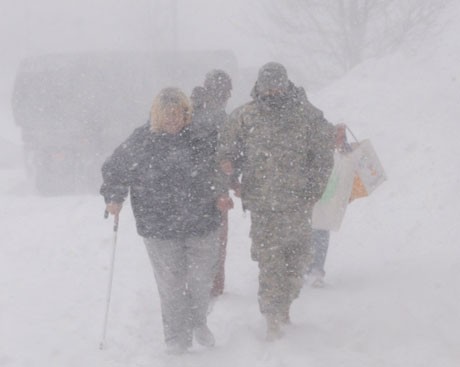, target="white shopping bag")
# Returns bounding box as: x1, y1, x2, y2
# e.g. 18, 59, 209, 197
312, 151, 355, 231
351, 139, 387, 196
